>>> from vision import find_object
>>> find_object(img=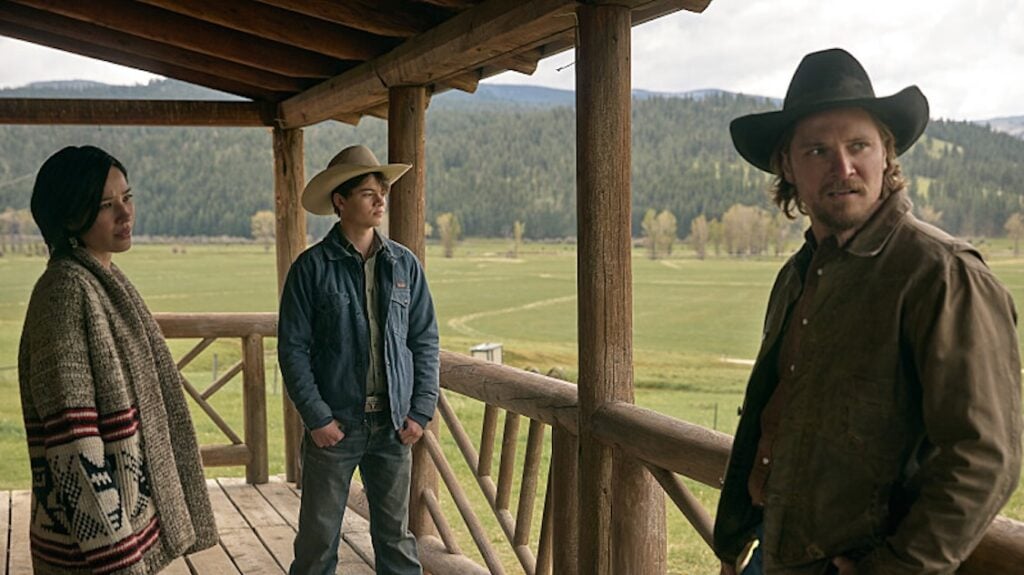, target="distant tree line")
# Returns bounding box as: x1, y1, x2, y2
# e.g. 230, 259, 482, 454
1, 83, 1022, 241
